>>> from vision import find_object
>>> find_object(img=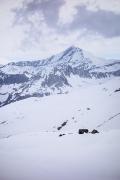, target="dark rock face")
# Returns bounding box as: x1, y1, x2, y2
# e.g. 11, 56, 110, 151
41, 73, 69, 88
78, 129, 99, 134
78, 129, 89, 134
91, 129, 99, 134
0, 72, 29, 85
59, 134, 66, 137
57, 121, 68, 131
87, 107, 90, 110
57, 127, 62, 131
0, 121, 7, 125
114, 88, 120, 92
